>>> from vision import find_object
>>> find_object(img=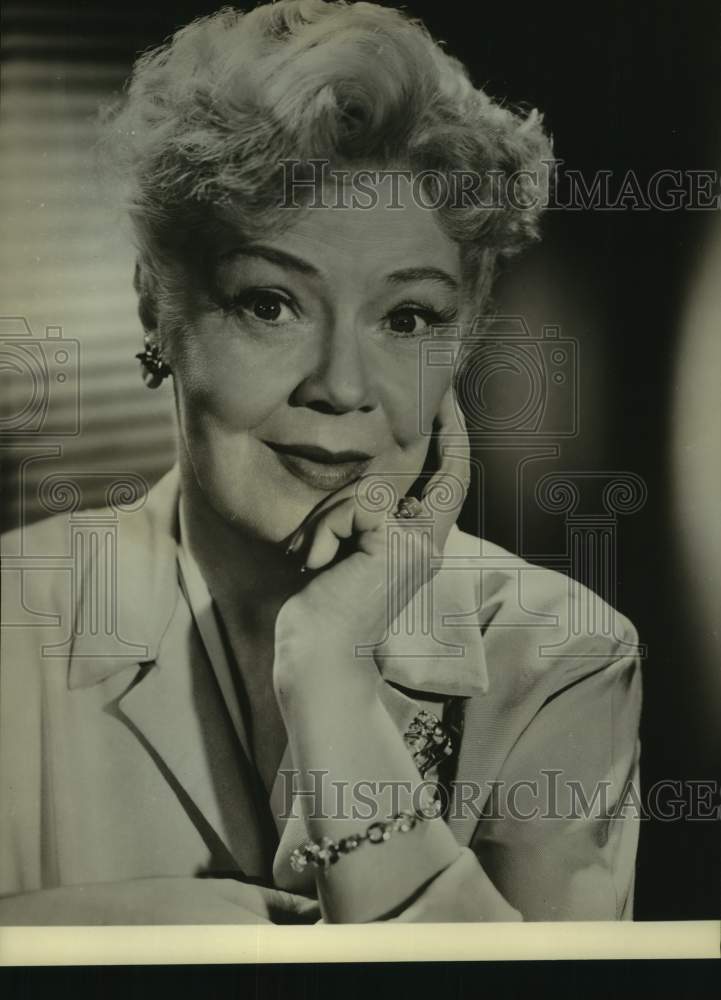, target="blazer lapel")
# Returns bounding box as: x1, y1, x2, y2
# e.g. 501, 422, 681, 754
114, 593, 271, 877
66, 464, 271, 878
372, 523, 490, 697
67, 465, 181, 689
